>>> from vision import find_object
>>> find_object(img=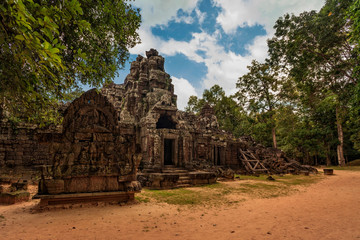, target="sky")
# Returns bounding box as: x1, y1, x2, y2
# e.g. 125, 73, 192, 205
114, 0, 325, 110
